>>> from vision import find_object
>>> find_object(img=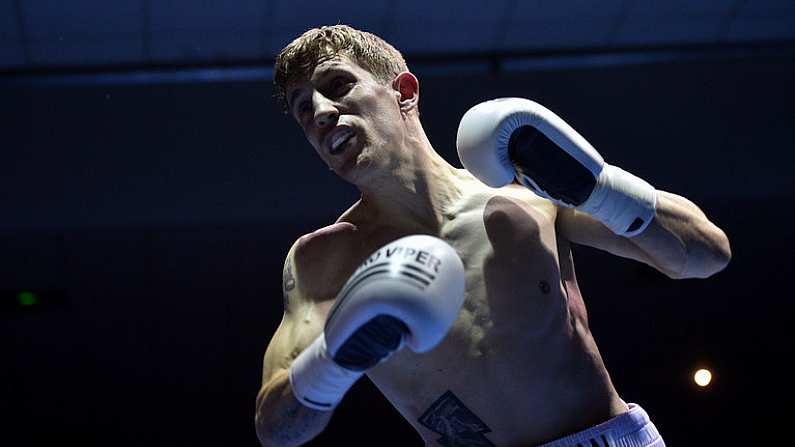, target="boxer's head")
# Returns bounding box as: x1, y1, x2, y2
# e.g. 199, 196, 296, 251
275, 25, 422, 184
275, 25, 408, 112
